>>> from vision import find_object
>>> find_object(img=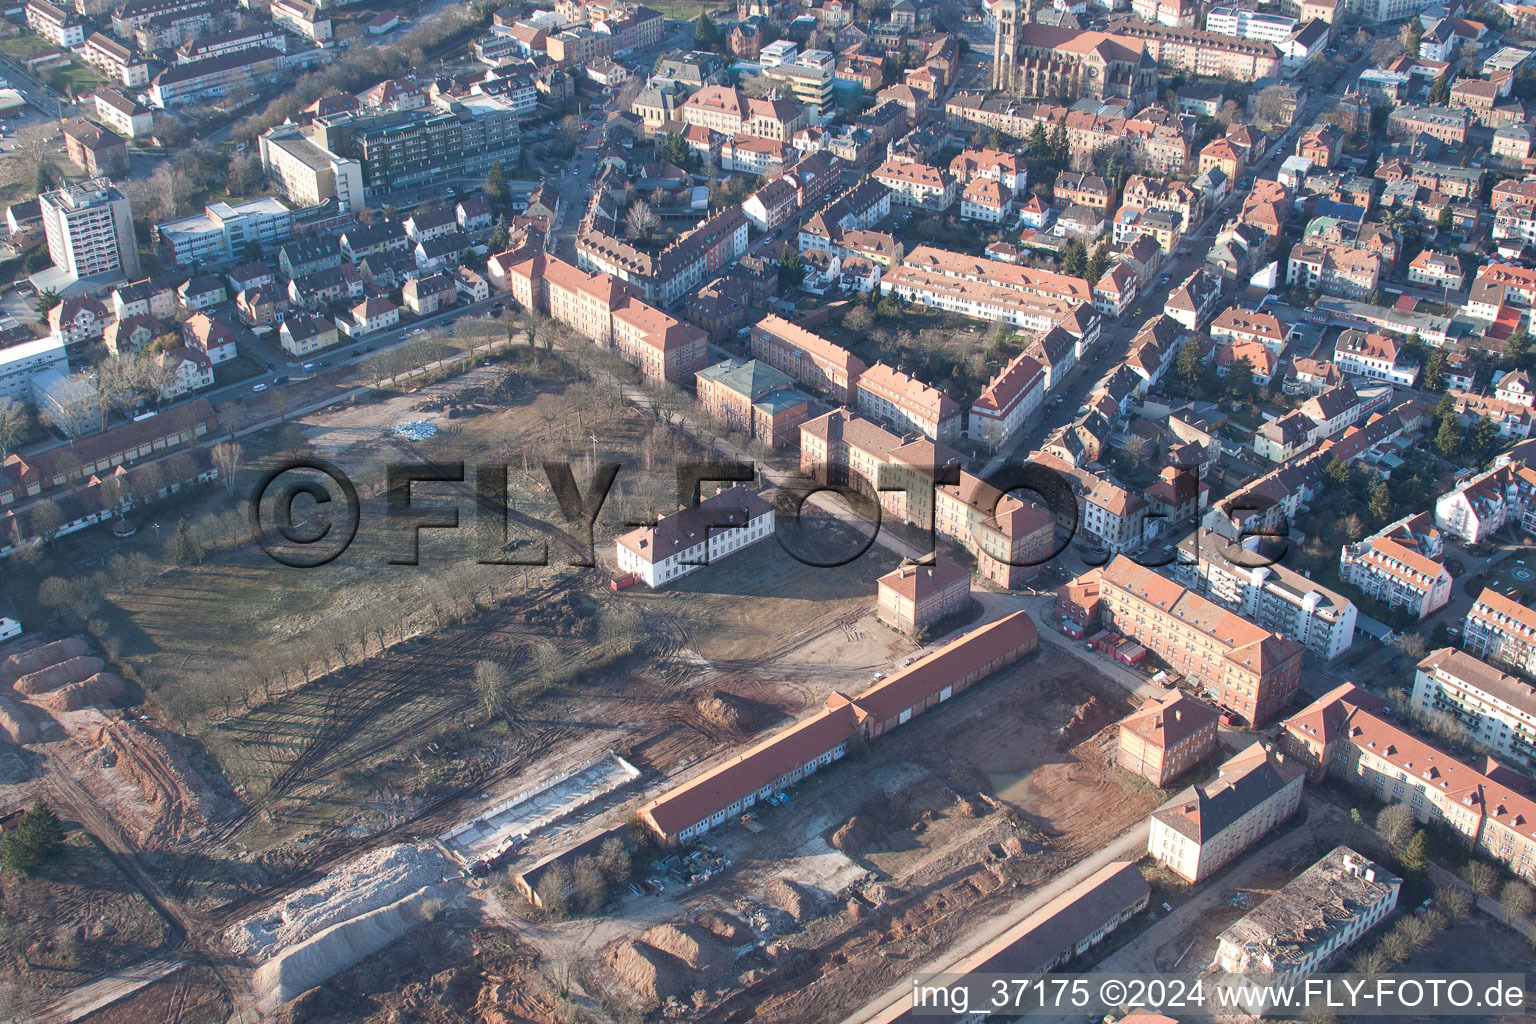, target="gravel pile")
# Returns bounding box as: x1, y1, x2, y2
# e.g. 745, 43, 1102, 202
226, 843, 450, 961
393, 421, 439, 441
